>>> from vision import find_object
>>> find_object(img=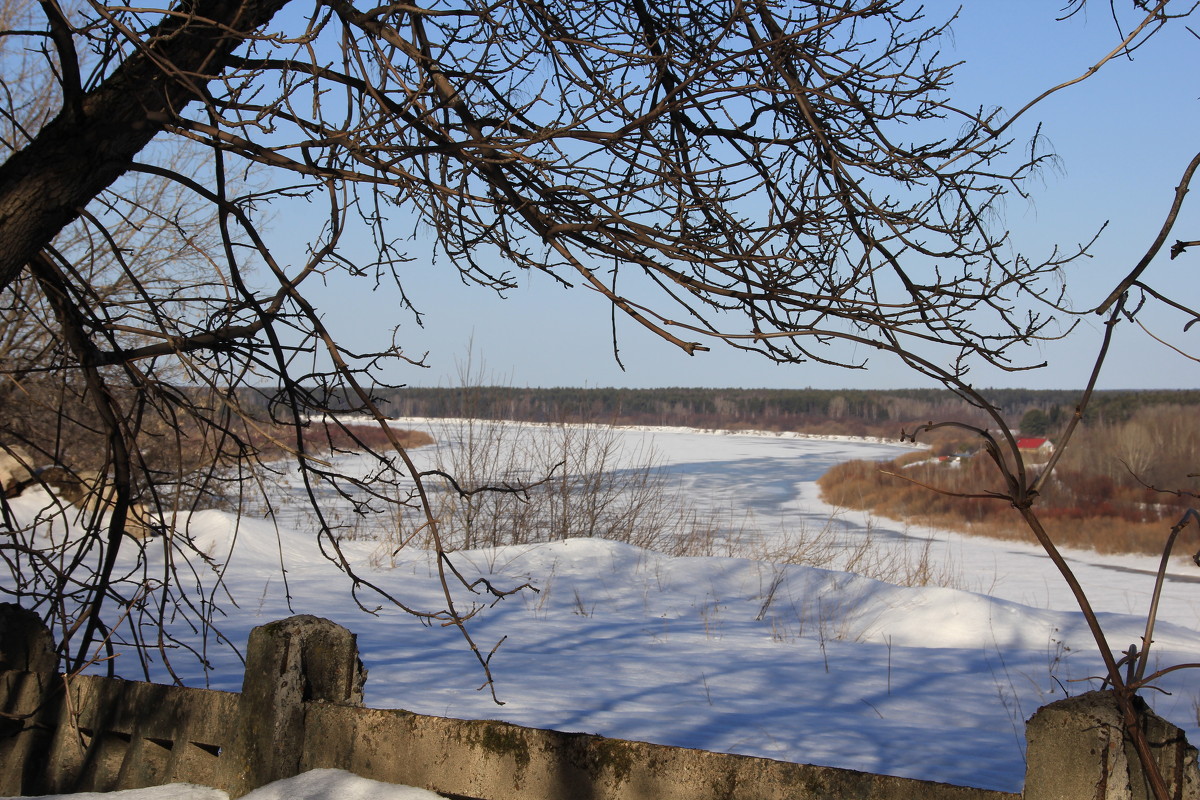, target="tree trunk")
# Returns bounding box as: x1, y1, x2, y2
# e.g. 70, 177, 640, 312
0, 0, 289, 292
